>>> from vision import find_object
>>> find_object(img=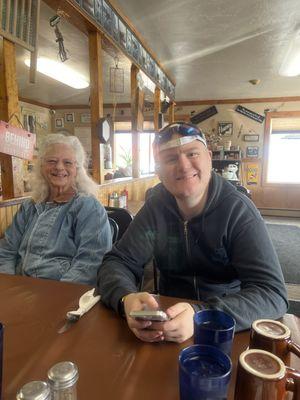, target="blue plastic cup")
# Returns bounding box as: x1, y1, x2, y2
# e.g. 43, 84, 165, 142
179, 344, 232, 400
194, 310, 236, 355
